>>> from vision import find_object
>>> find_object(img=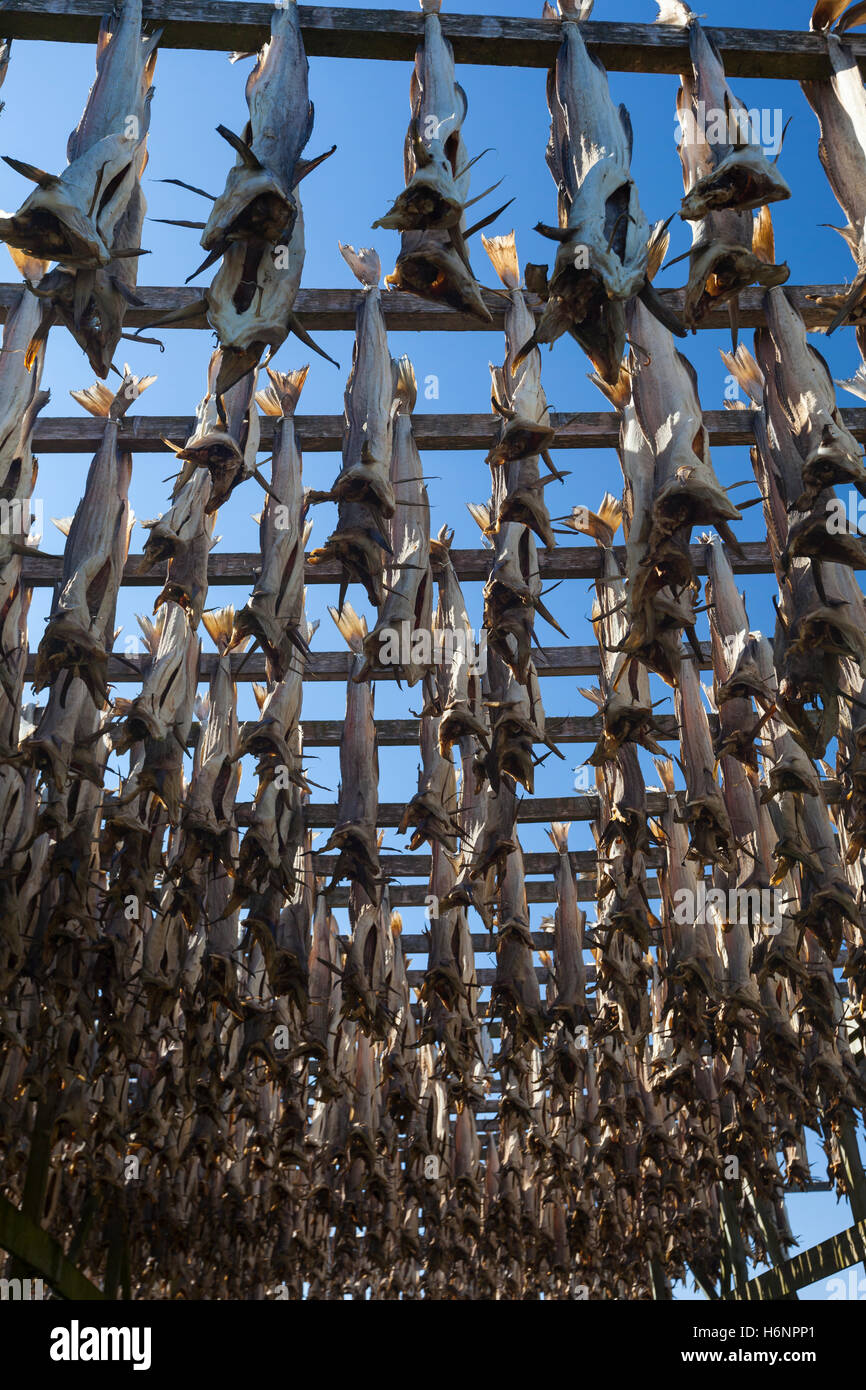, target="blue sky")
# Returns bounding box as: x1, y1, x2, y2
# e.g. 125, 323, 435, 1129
2, 0, 865, 1296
